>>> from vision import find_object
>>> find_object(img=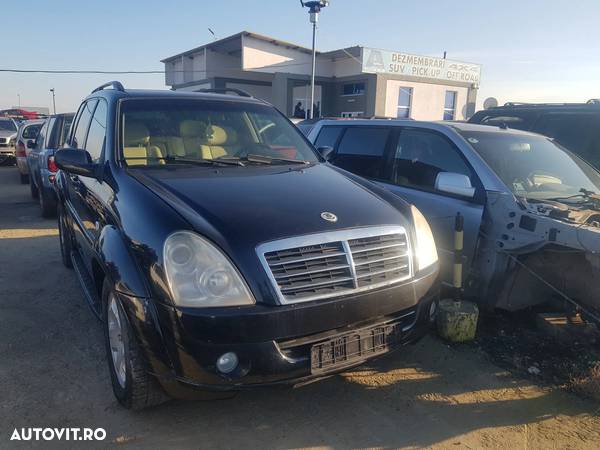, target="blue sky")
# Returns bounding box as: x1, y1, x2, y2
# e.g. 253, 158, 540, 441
2, 0, 599, 112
